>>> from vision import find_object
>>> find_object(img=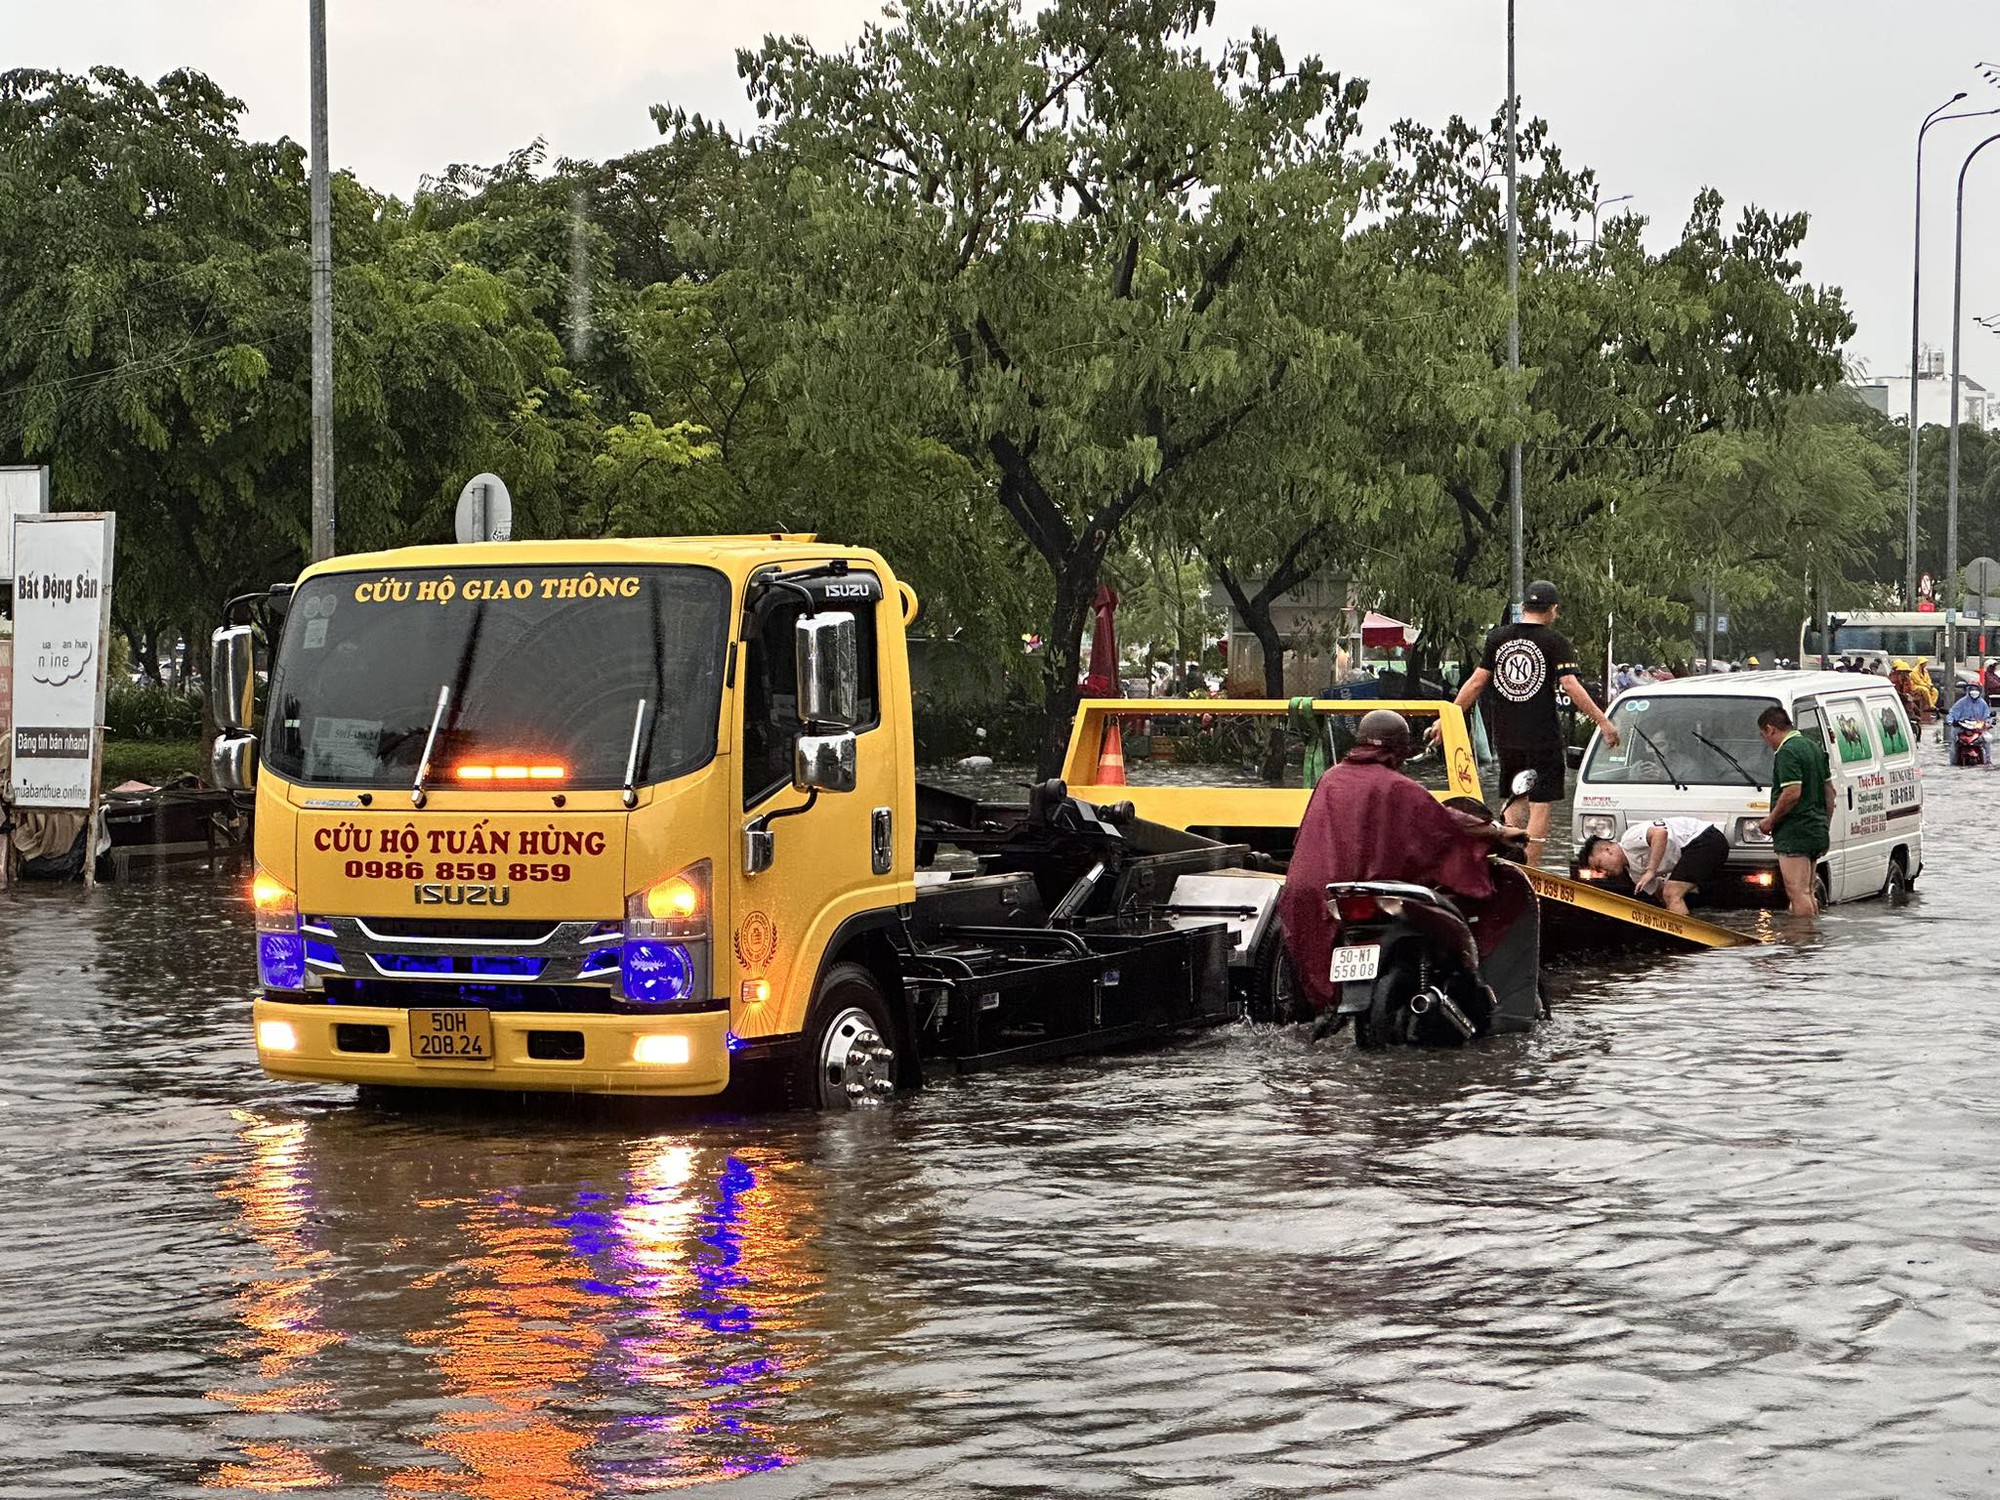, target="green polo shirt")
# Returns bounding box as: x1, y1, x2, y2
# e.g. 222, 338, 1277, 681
1770, 729, 1830, 857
